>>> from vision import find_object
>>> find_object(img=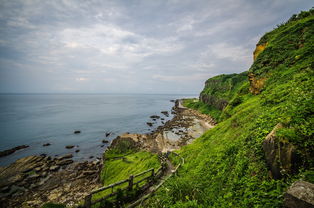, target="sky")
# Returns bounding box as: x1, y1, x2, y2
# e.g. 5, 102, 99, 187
0, 0, 312, 94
